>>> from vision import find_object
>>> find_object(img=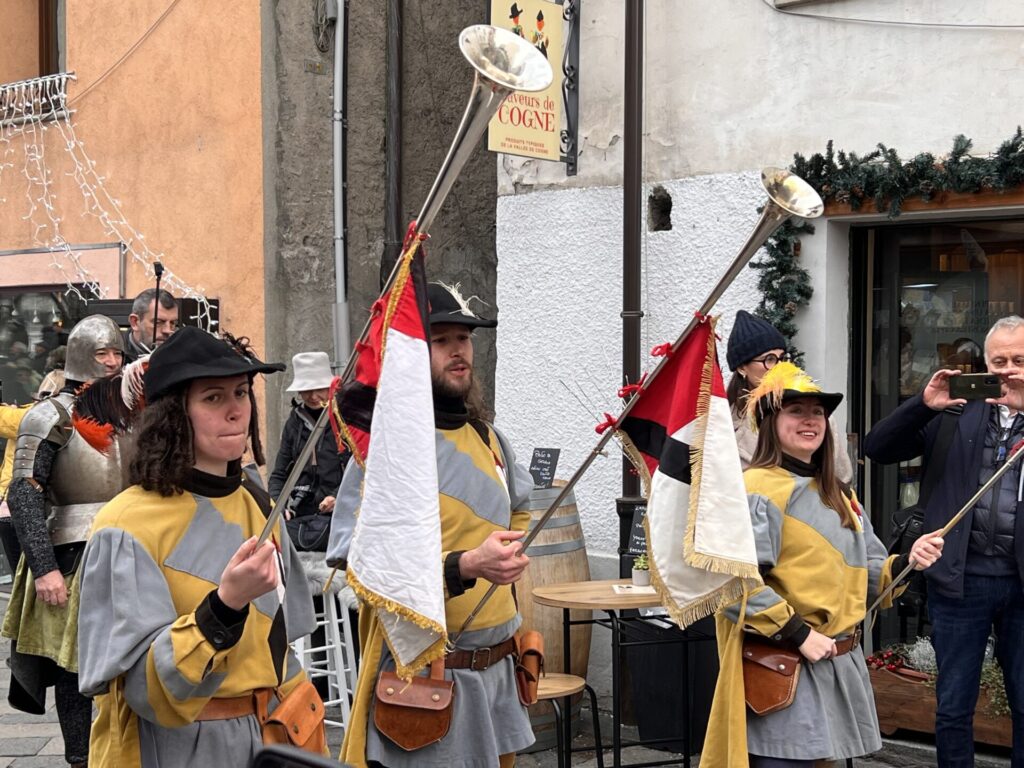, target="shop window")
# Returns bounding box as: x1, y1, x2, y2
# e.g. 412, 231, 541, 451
1, 1, 64, 86
0, 287, 91, 405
